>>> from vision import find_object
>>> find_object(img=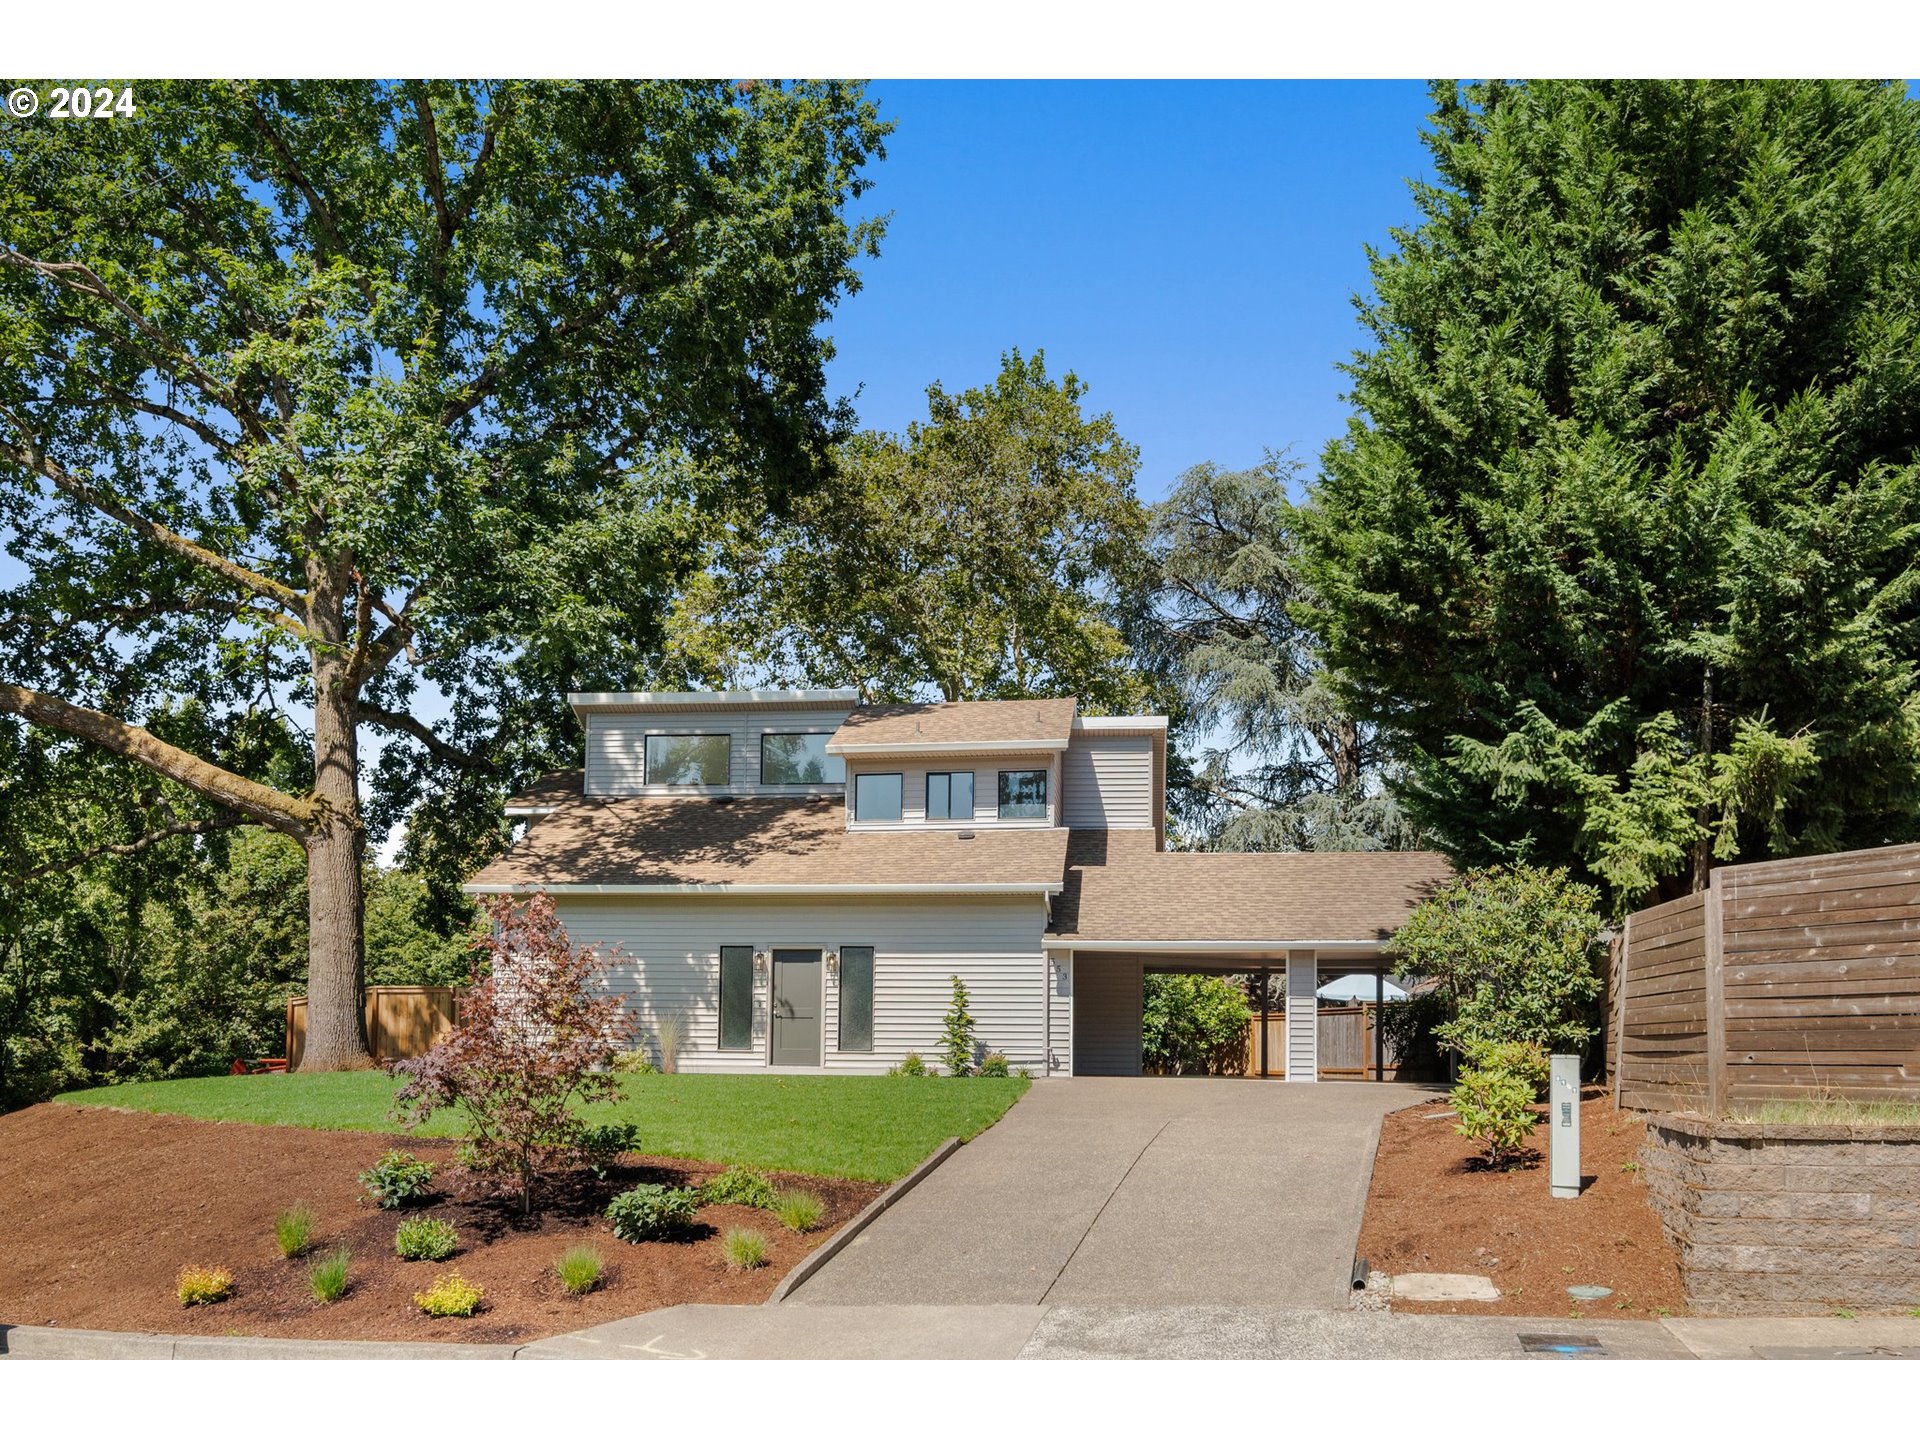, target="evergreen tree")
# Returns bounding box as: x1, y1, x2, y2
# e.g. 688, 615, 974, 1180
1304, 80, 1920, 911
939, 975, 978, 1077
